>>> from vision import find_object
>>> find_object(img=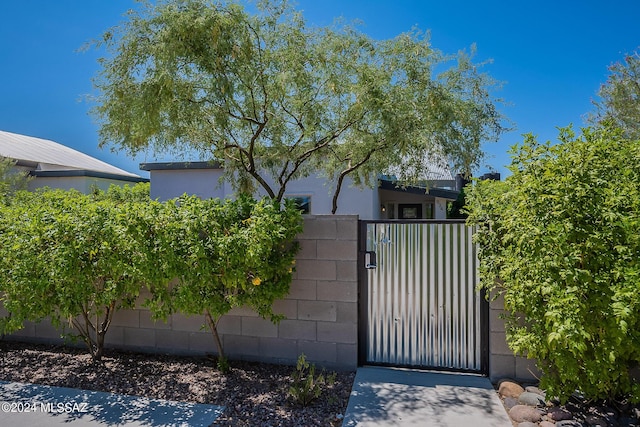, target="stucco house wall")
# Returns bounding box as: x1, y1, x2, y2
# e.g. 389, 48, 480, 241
28, 173, 147, 193
141, 162, 455, 220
